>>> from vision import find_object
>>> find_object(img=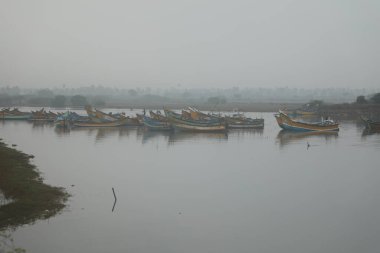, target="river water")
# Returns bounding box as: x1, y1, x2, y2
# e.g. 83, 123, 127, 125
1, 111, 380, 253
